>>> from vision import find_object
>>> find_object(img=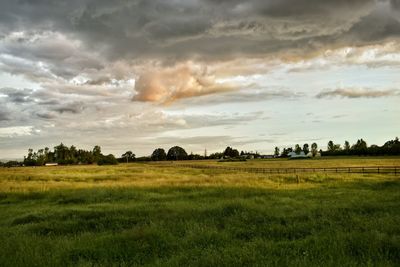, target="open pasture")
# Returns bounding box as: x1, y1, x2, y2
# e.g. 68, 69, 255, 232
0, 157, 399, 266
163, 156, 400, 168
